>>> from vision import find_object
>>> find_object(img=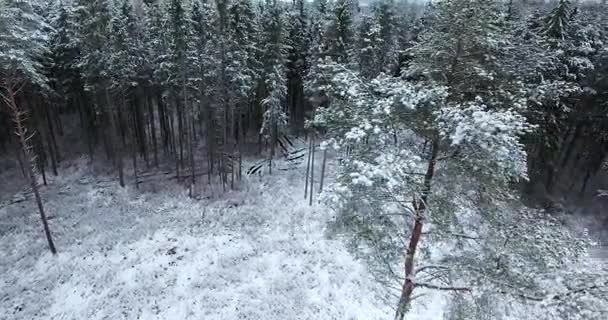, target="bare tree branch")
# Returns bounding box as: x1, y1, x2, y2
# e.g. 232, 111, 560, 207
414, 282, 472, 292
